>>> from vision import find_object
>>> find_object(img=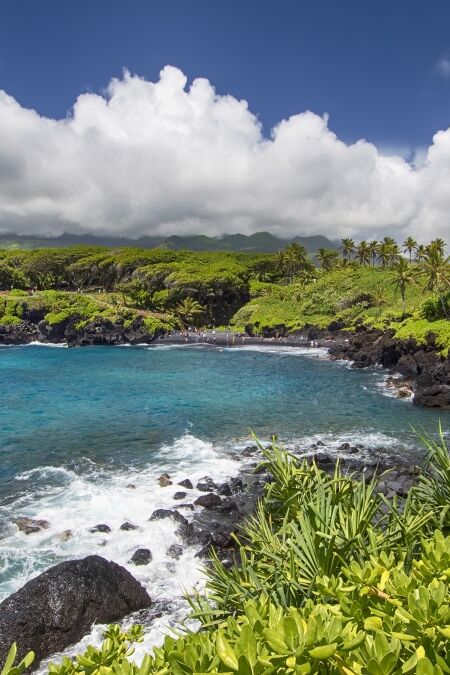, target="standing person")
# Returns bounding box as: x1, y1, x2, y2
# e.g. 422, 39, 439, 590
212, 329, 216, 343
